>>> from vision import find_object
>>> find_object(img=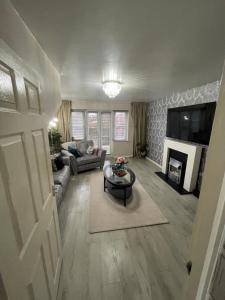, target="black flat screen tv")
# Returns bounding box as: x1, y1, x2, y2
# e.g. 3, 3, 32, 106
166, 102, 216, 145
